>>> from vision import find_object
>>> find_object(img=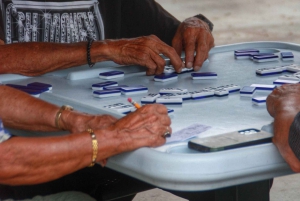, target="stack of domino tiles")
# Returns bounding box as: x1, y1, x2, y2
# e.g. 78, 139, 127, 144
93, 70, 125, 98
234, 49, 280, 63
92, 80, 148, 98
92, 81, 123, 98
